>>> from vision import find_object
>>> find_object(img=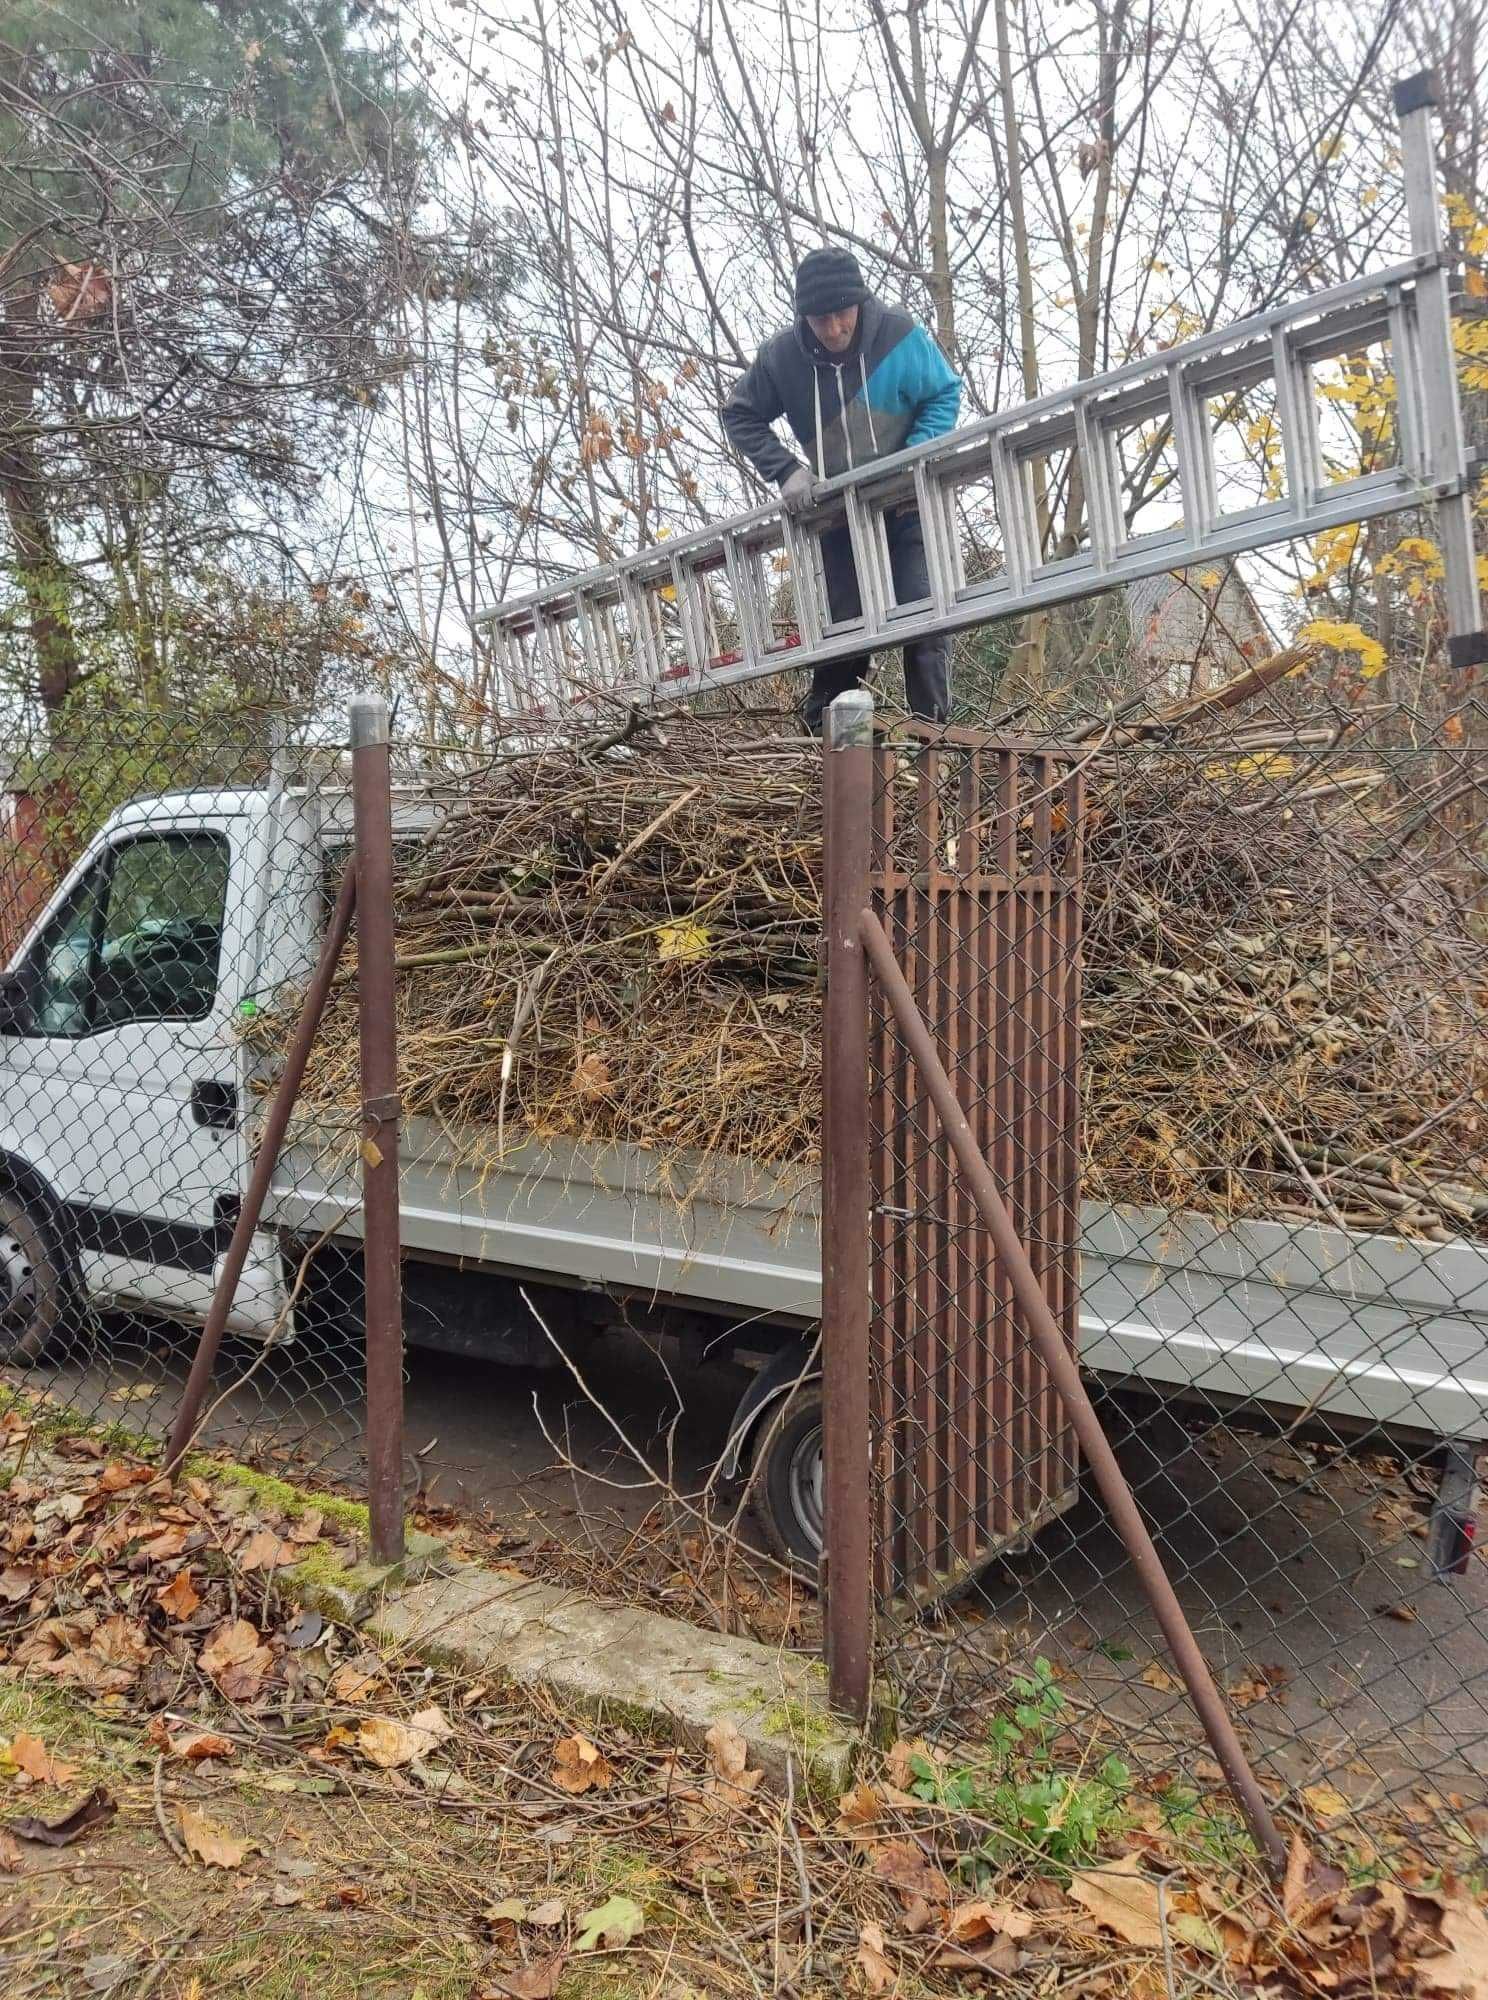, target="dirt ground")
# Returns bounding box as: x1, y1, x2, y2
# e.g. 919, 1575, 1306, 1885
3, 1397, 1488, 2000
12, 1315, 1488, 1804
